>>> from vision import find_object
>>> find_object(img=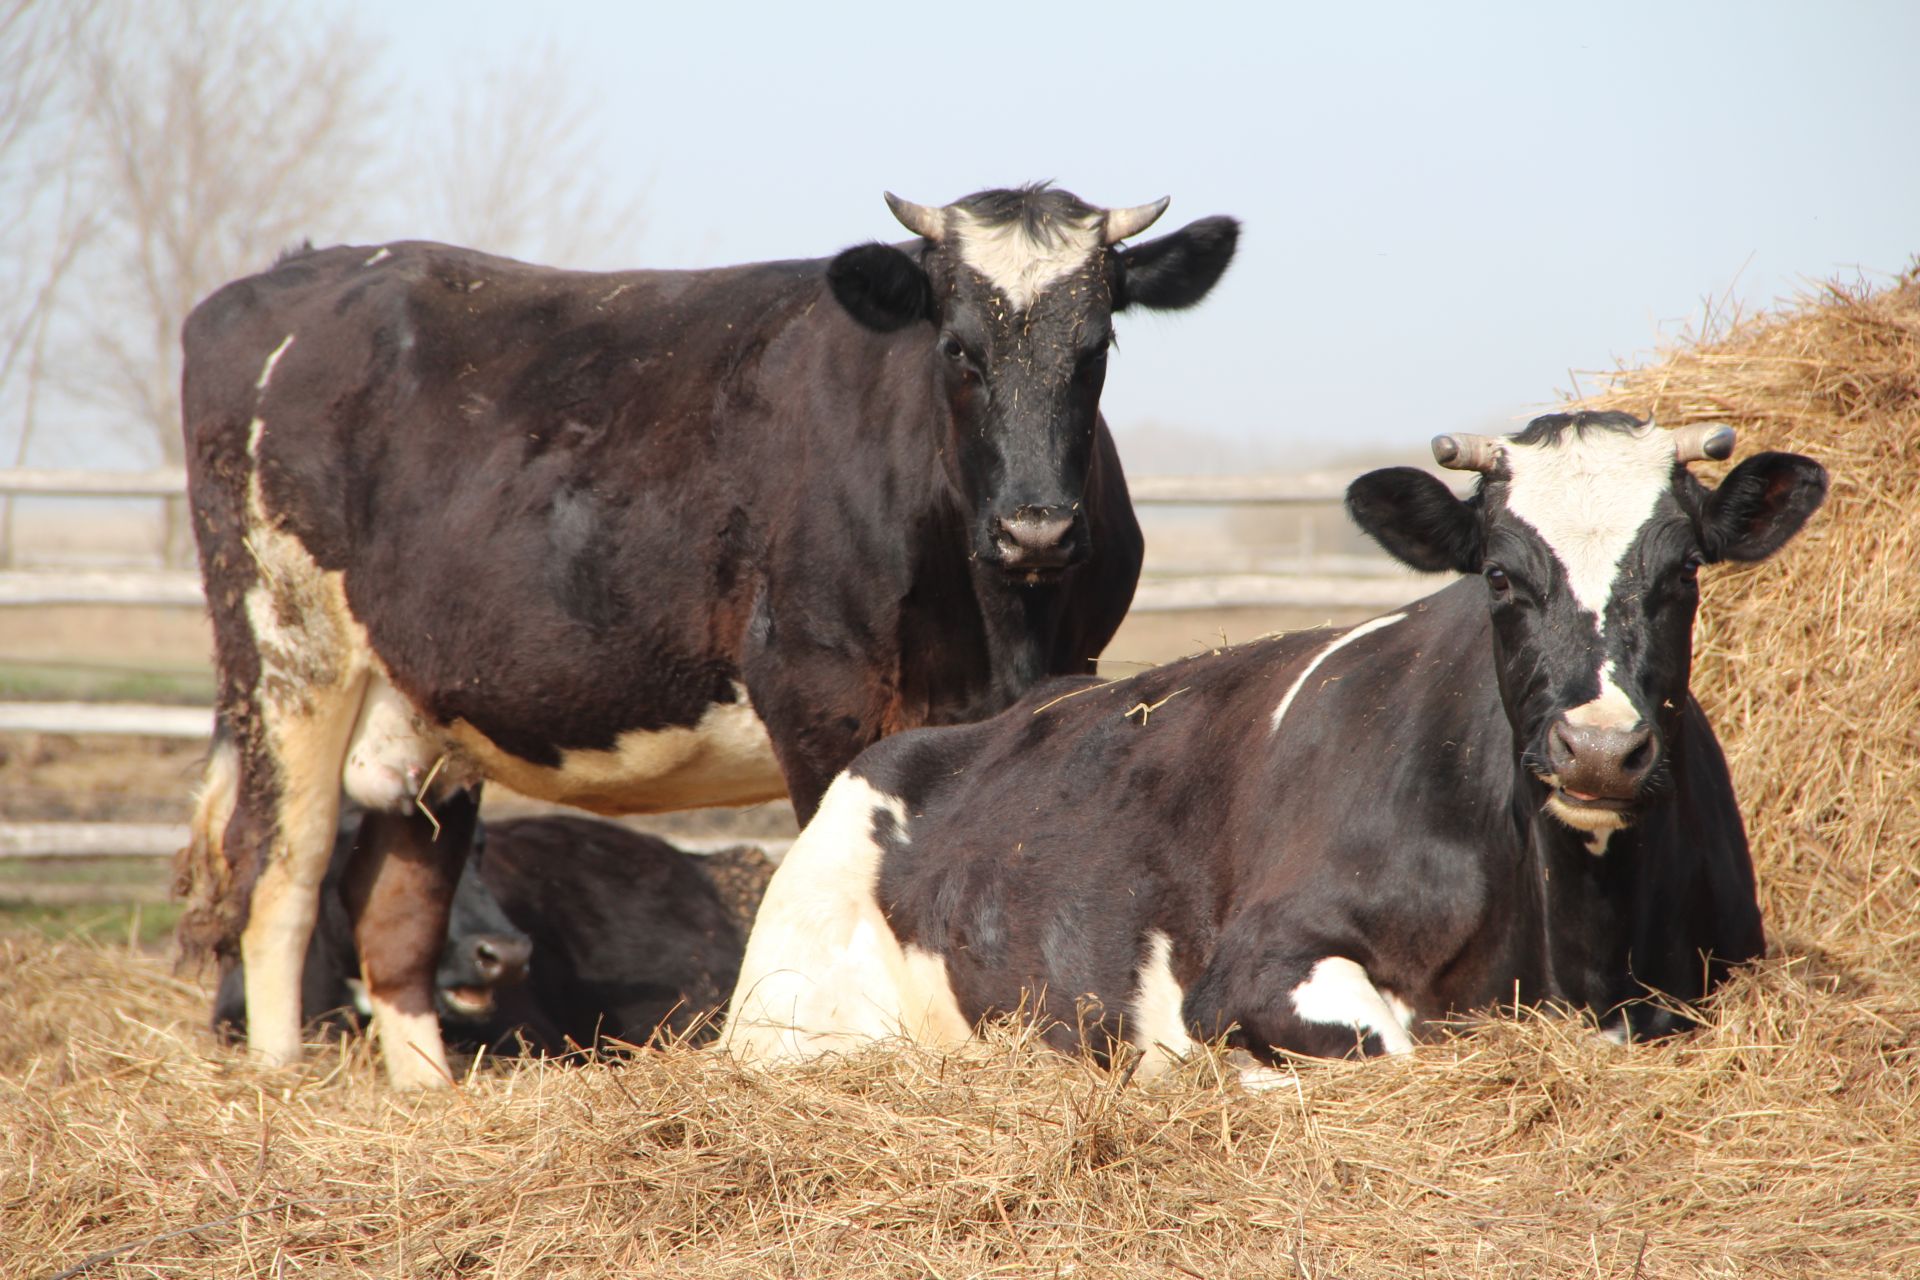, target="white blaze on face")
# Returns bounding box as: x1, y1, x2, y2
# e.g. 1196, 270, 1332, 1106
950, 208, 1103, 311
724, 774, 970, 1064
1288, 956, 1416, 1055
1502, 427, 1677, 732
